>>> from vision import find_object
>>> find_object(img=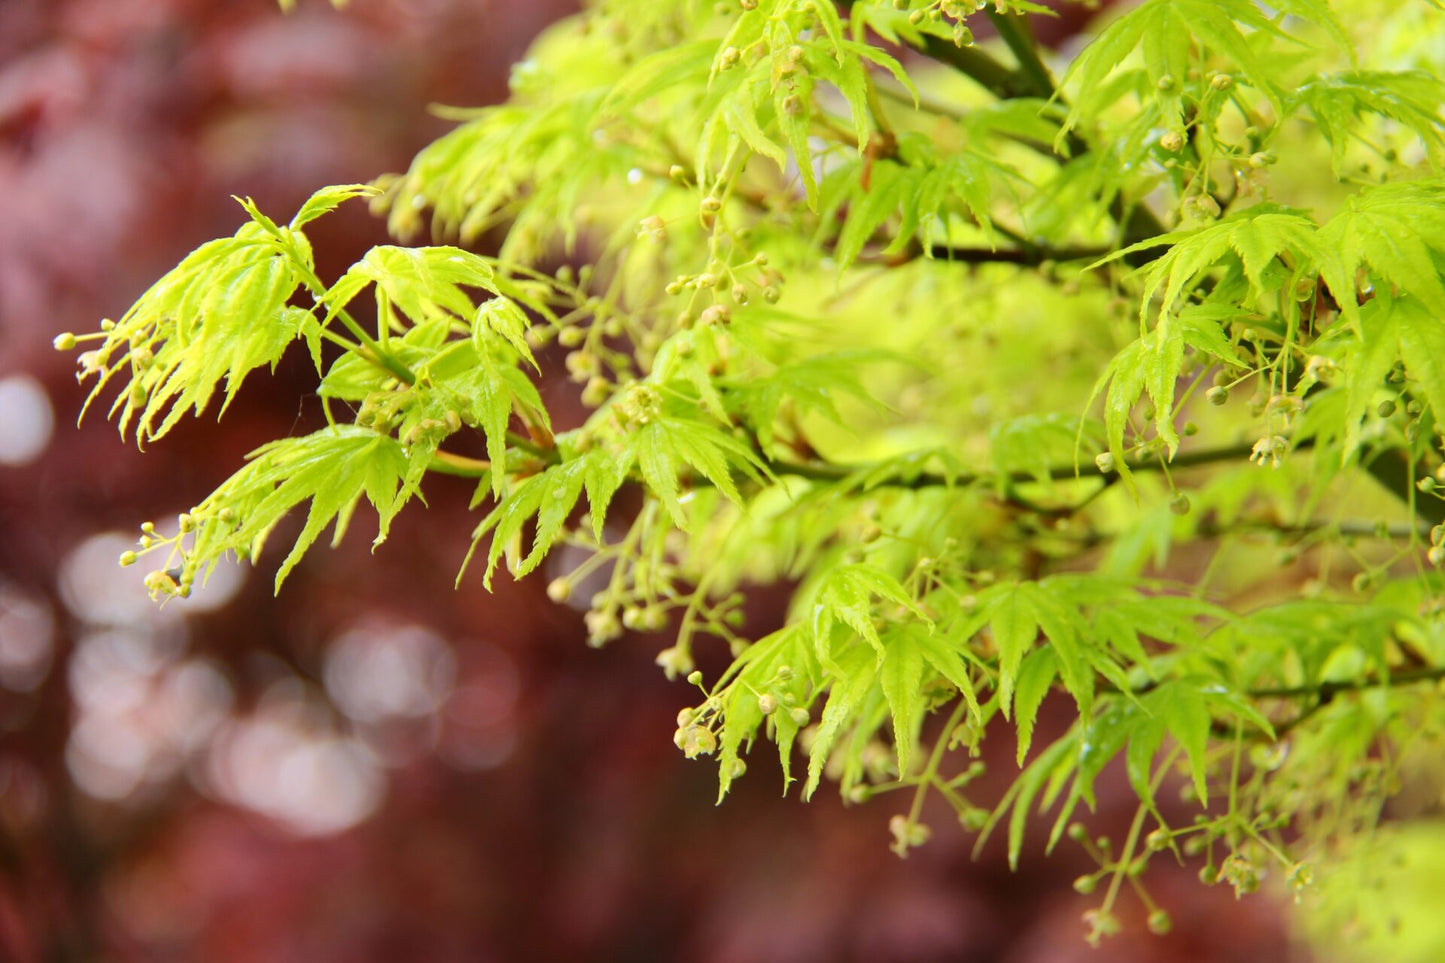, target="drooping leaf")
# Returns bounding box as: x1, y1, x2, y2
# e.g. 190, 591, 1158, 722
879, 628, 927, 775
177, 427, 411, 592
